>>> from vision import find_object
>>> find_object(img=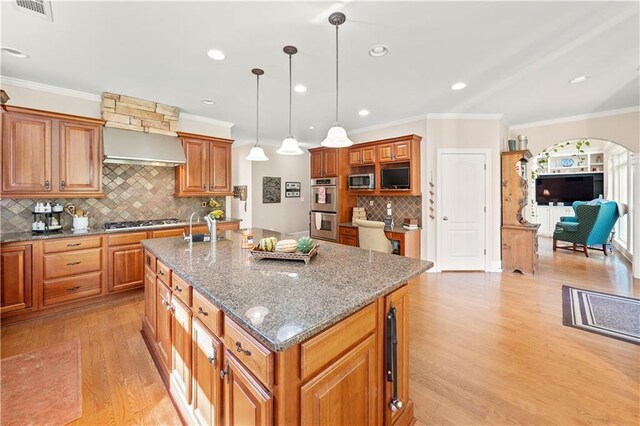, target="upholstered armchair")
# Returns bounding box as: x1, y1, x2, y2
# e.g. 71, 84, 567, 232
553, 200, 620, 257
354, 219, 394, 254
